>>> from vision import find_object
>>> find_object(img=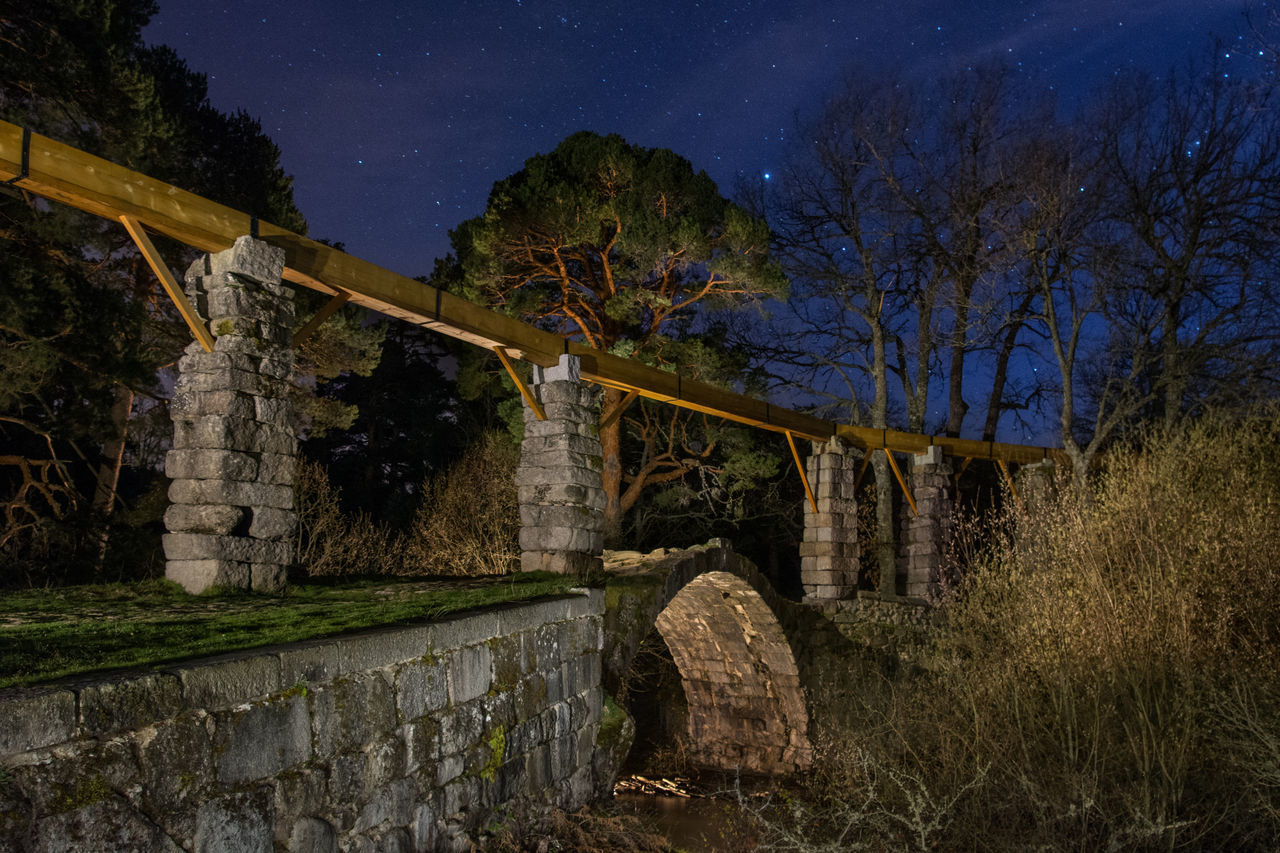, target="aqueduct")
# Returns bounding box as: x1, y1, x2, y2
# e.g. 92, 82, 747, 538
1, 119, 1060, 778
